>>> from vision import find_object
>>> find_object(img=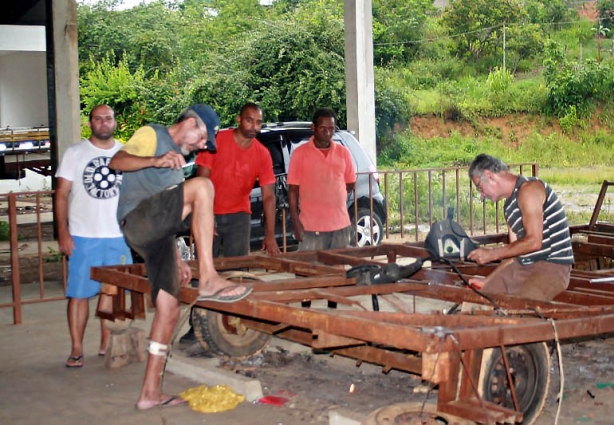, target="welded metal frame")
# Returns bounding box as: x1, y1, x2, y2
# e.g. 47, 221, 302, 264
90, 181, 614, 423
91, 241, 614, 423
